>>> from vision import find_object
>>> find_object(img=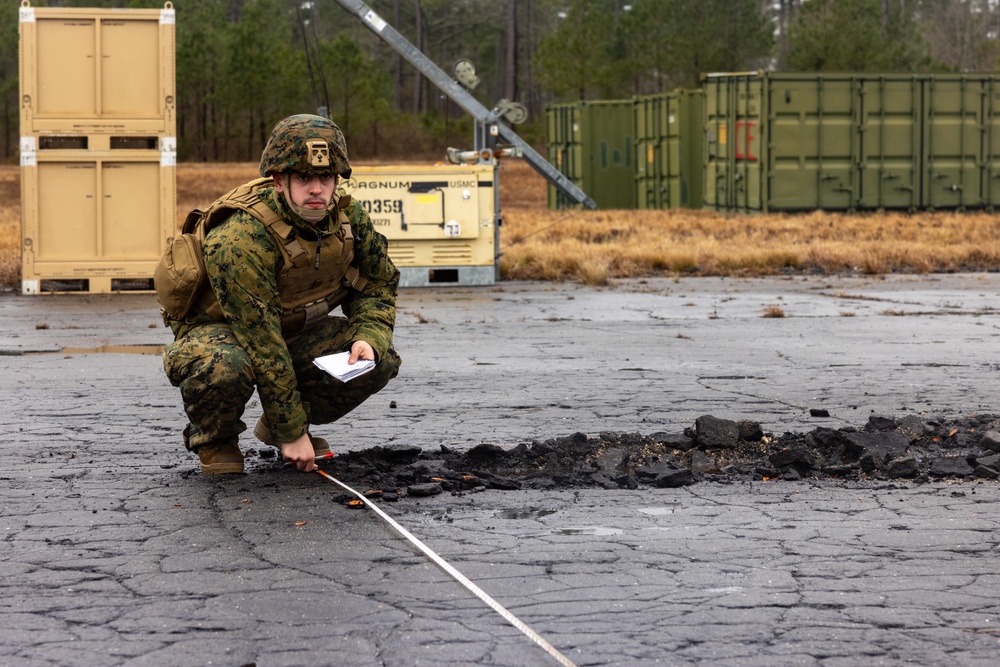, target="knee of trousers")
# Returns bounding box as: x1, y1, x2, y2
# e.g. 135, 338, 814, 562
171, 342, 256, 403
